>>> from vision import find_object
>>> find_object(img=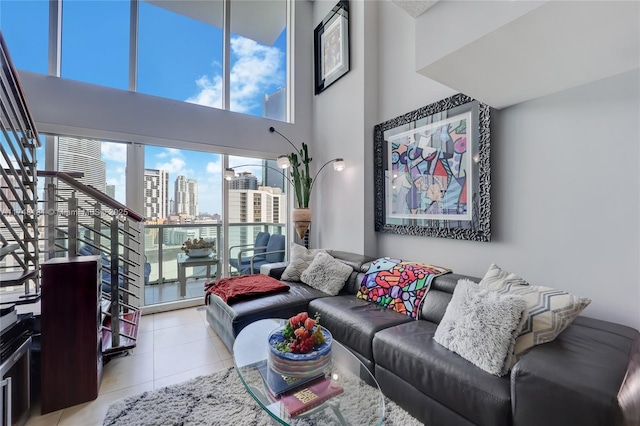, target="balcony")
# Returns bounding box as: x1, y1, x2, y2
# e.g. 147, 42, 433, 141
143, 222, 286, 305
